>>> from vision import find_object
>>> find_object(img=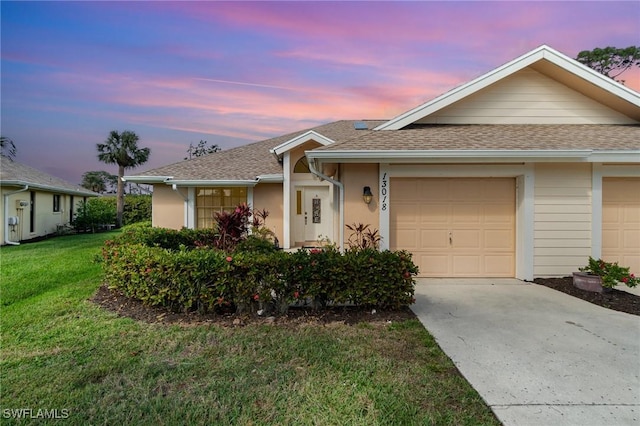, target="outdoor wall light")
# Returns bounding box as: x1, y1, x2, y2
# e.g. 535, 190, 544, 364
363, 186, 373, 204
